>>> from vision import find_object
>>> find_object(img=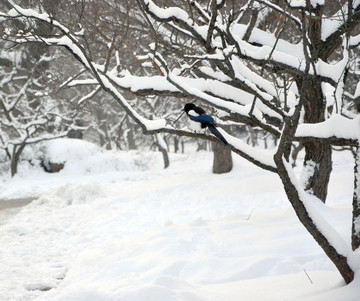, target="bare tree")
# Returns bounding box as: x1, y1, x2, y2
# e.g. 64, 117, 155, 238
0, 4, 75, 176
1, 0, 360, 283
